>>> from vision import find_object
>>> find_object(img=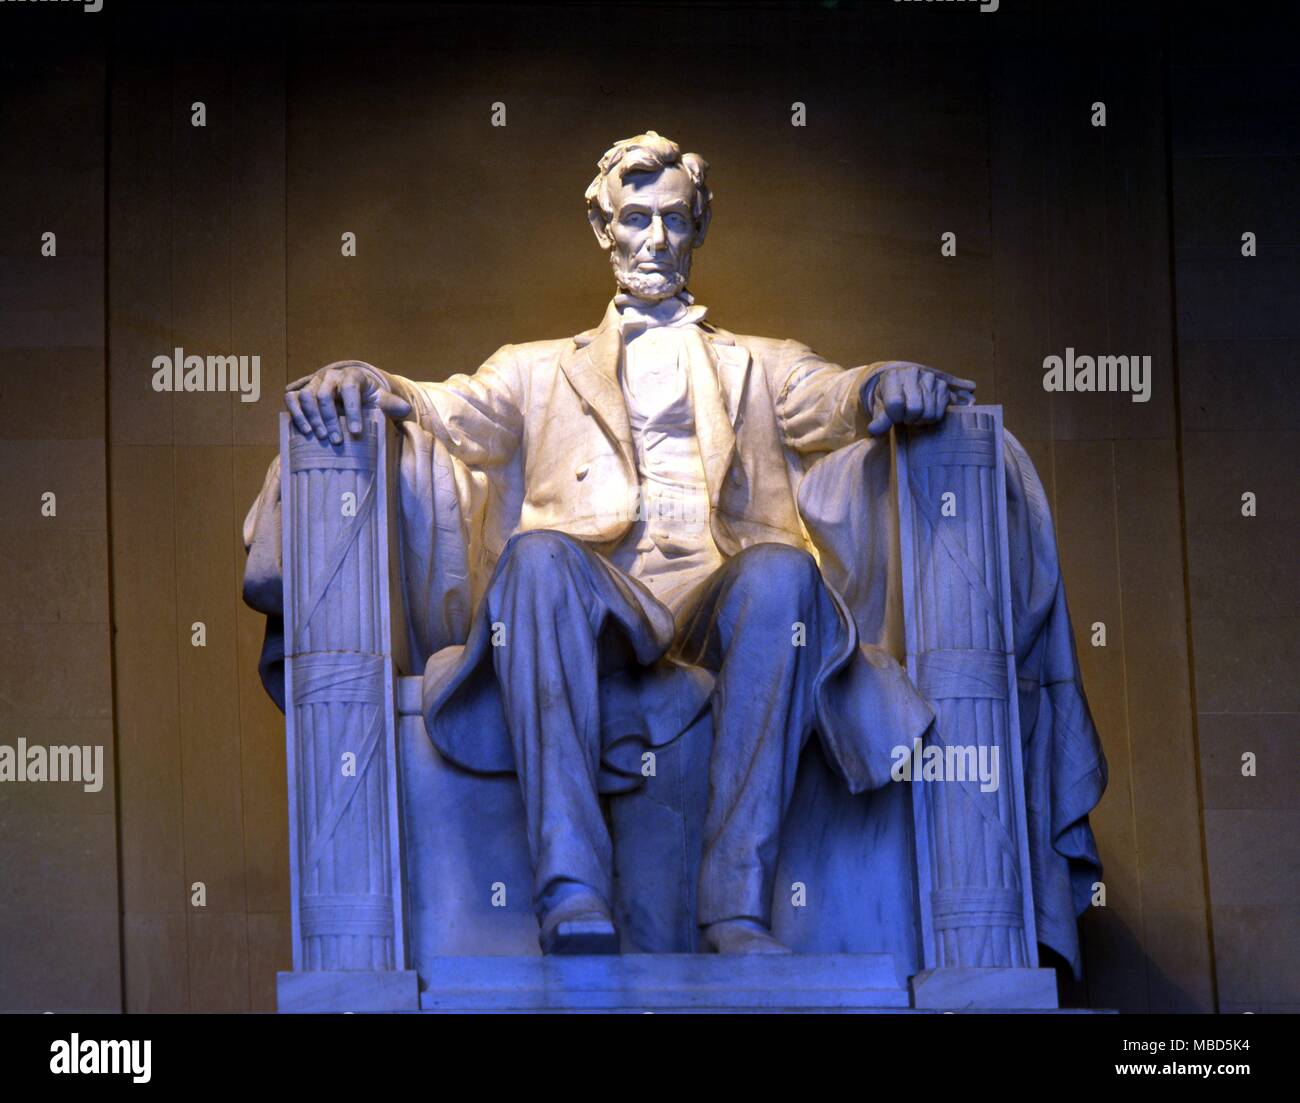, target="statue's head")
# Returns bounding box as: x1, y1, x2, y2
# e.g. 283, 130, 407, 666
585, 131, 712, 303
